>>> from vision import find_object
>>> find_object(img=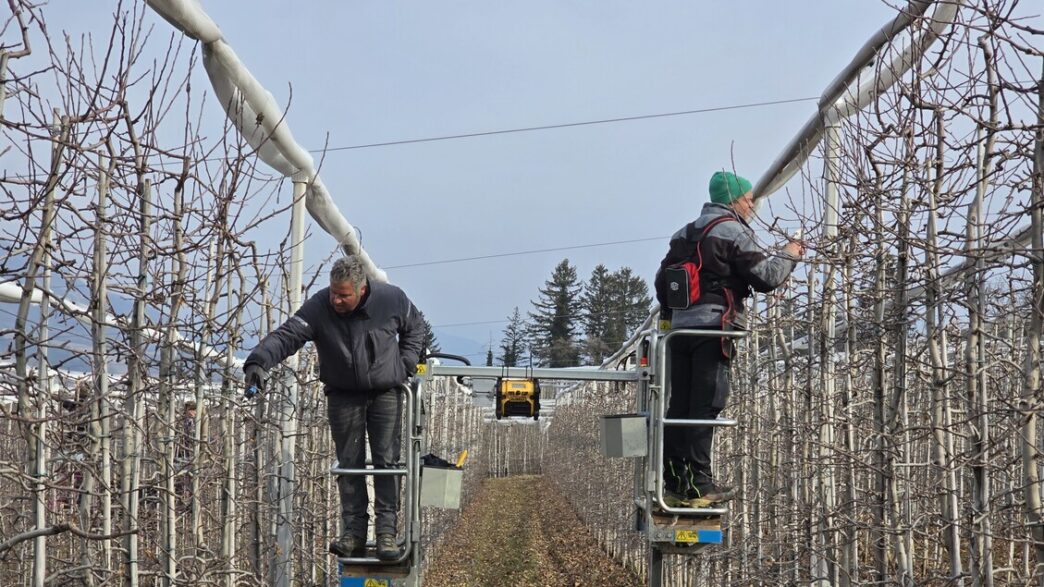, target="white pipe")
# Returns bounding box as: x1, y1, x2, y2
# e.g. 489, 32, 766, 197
754, 0, 962, 200
144, 0, 386, 282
